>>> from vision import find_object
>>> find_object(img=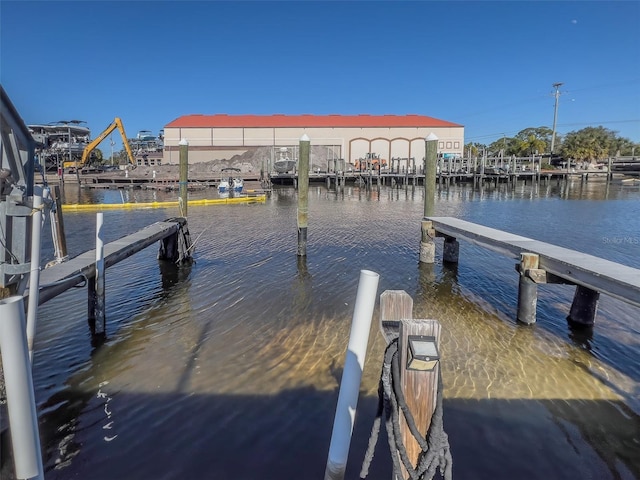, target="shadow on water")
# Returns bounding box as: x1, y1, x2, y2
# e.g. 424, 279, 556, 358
30, 388, 640, 480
